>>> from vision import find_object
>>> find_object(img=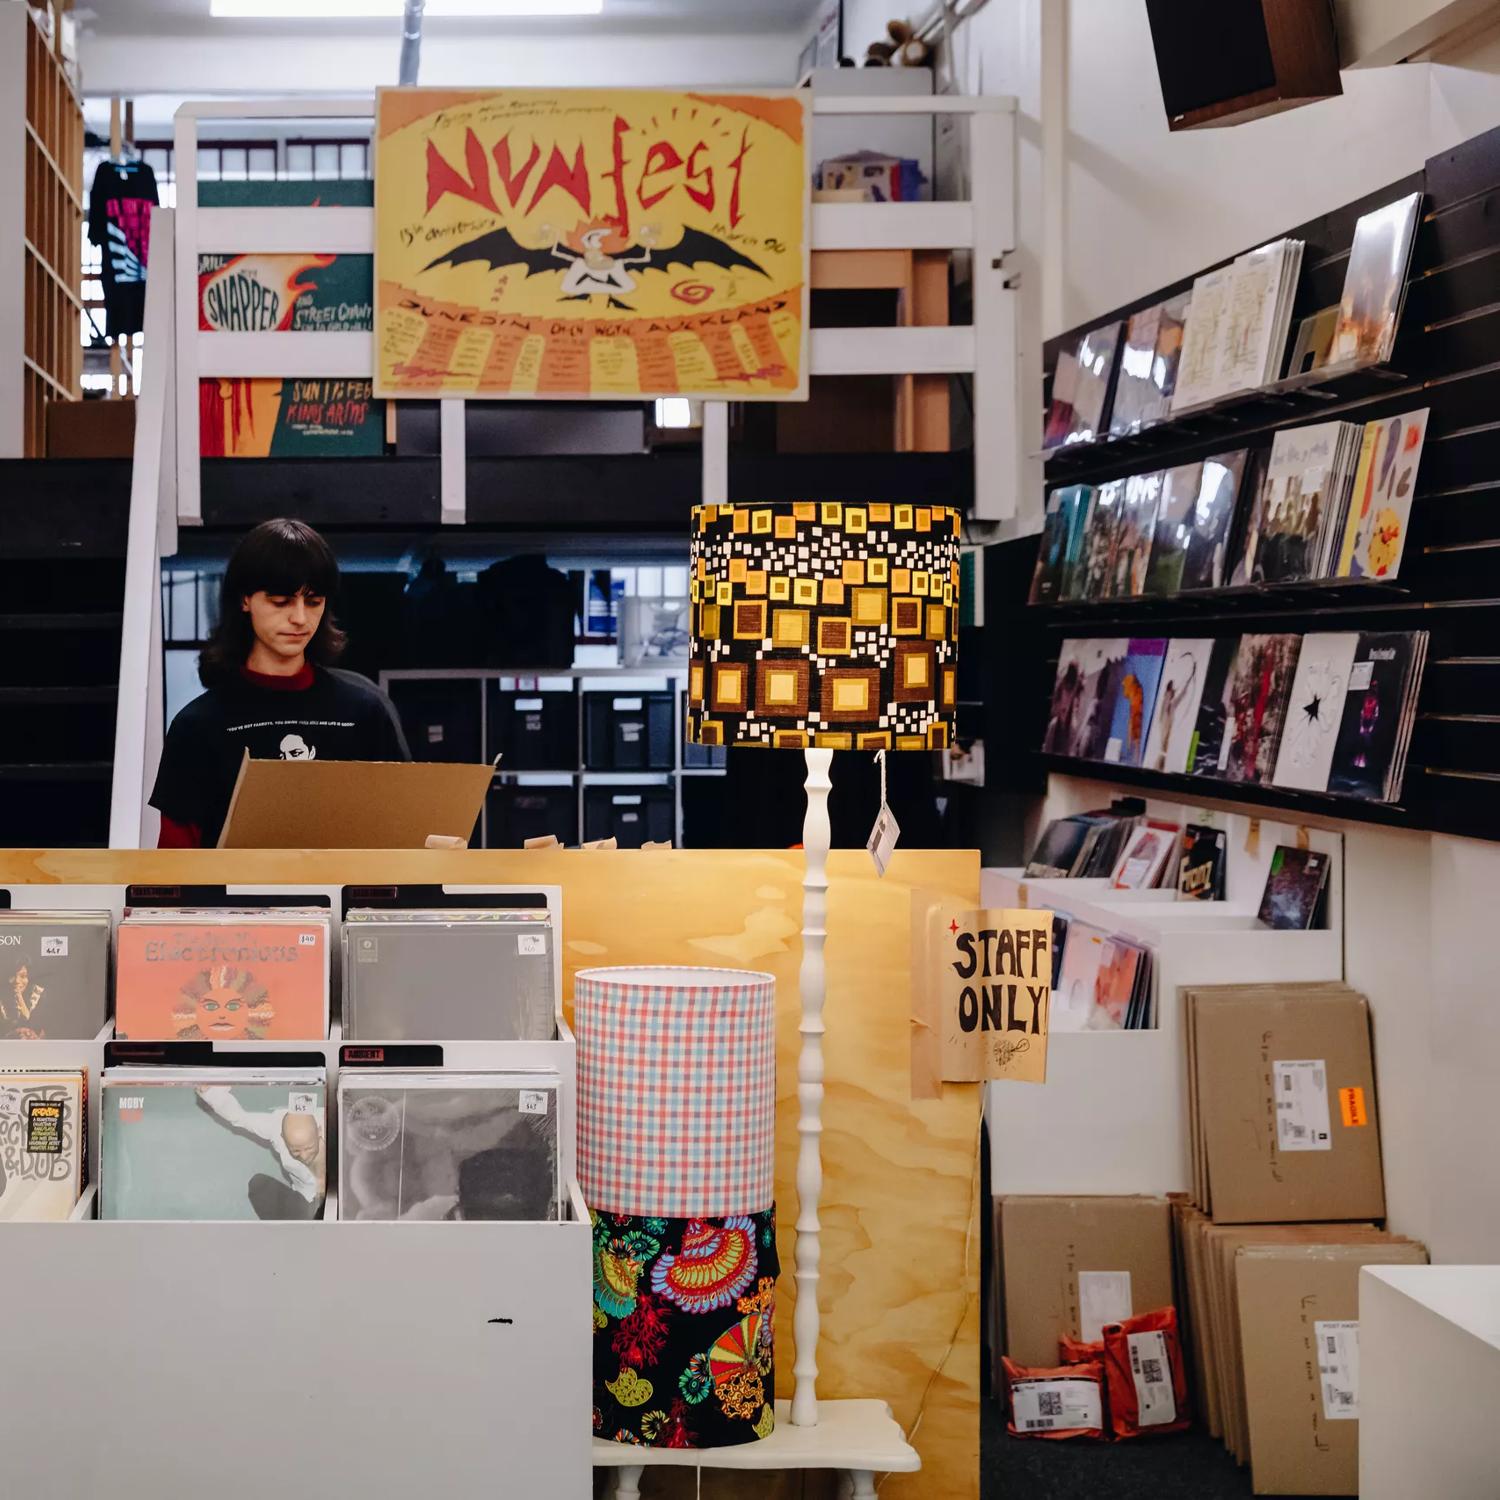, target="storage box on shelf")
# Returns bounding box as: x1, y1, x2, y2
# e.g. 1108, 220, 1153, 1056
983, 805, 1343, 1197
0, 879, 590, 1496
381, 667, 725, 849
